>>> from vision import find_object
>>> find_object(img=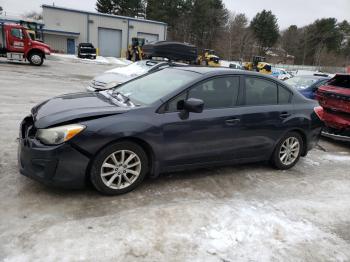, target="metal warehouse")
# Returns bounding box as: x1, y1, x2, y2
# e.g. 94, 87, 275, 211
42, 5, 167, 57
